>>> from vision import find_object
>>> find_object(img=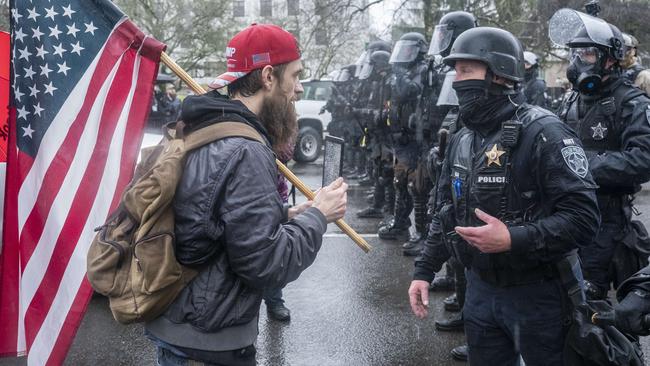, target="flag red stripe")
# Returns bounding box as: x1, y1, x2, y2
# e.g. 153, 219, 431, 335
44, 279, 94, 366
23, 49, 137, 351
19, 22, 137, 266
0, 107, 22, 356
